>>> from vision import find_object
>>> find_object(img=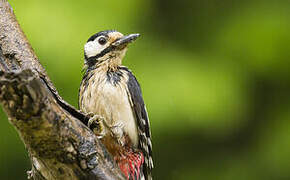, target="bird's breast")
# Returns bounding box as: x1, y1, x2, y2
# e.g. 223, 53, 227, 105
79, 68, 138, 147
